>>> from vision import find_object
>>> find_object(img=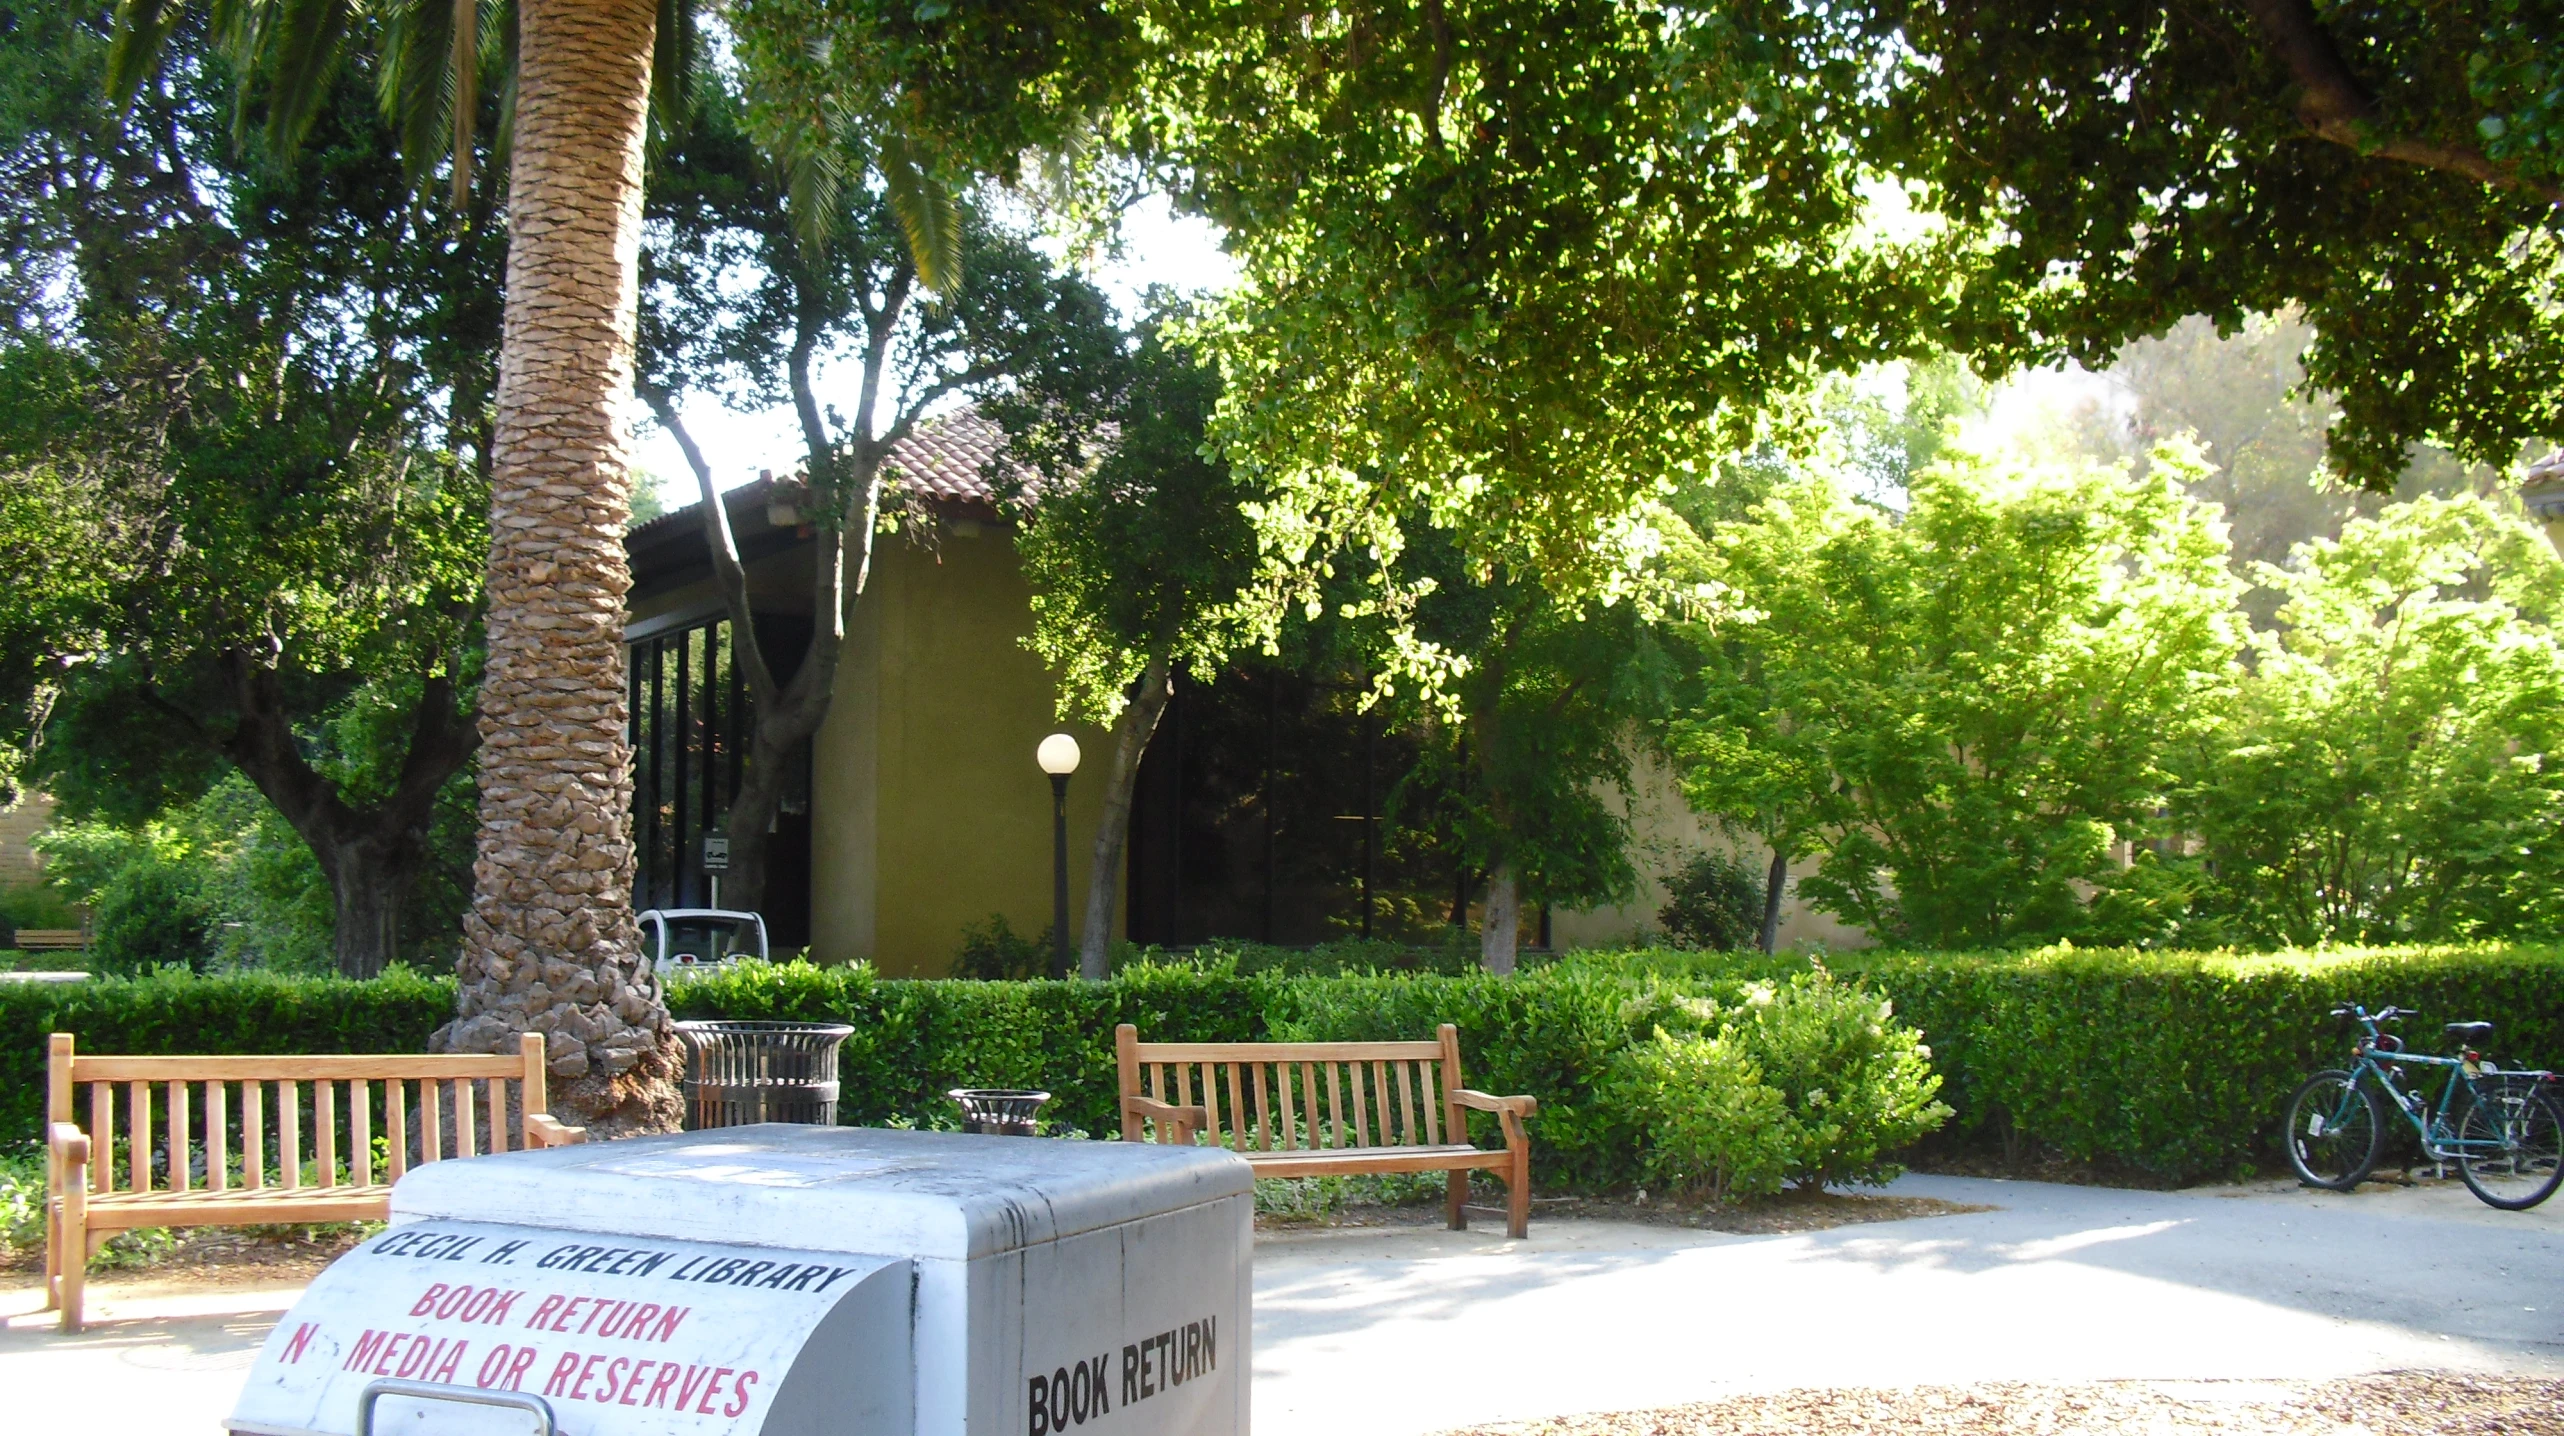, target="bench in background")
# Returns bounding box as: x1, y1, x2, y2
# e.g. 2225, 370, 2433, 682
44, 1031, 584, 1331
1115, 1023, 1538, 1237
